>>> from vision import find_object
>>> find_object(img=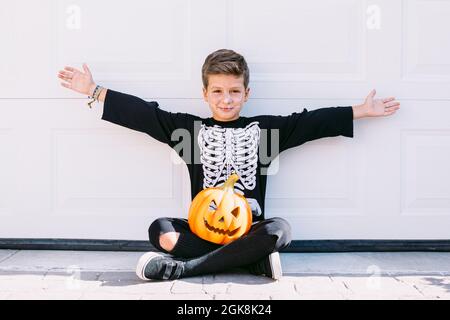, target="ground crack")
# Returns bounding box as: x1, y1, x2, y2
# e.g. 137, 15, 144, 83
0, 250, 20, 265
